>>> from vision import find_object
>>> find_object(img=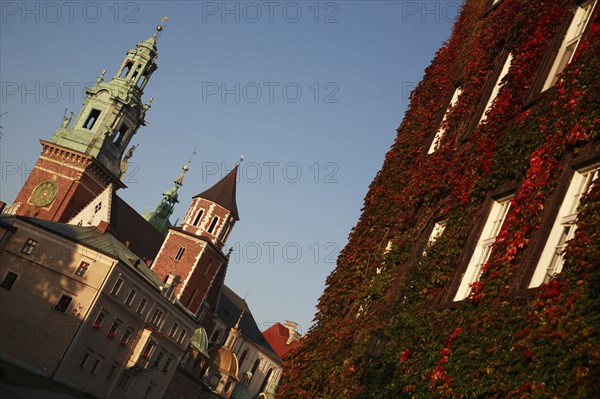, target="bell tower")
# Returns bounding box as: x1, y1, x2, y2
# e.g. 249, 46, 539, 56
12, 21, 165, 222
151, 165, 240, 315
